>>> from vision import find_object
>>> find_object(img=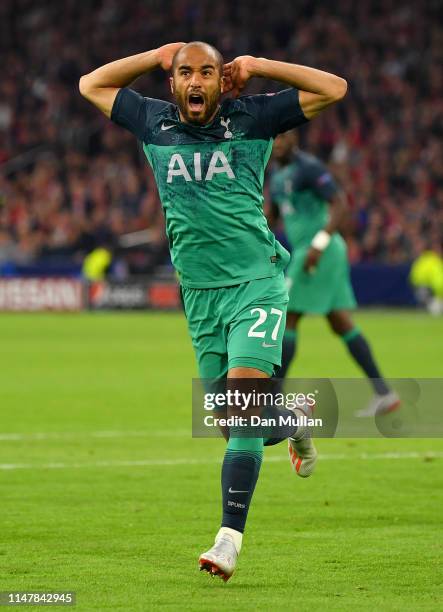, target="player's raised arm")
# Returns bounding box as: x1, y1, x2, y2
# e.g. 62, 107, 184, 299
224, 56, 347, 119
79, 43, 185, 117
